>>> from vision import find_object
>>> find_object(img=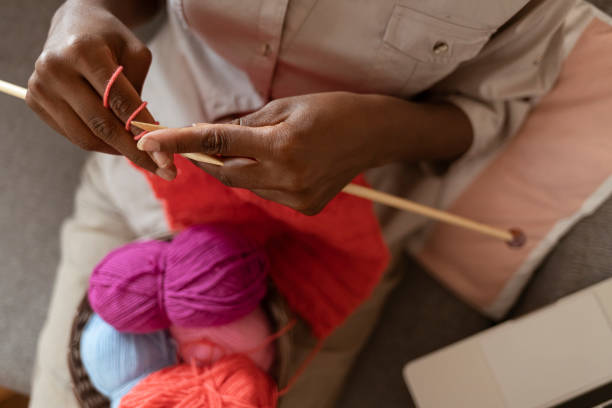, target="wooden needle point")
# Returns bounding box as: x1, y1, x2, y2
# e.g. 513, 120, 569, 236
507, 228, 527, 248
130, 121, 165, 131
